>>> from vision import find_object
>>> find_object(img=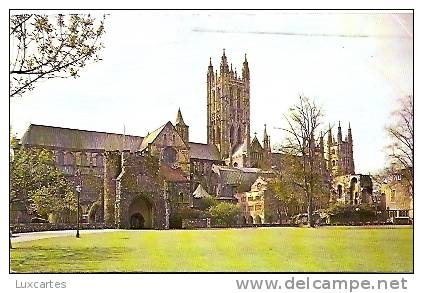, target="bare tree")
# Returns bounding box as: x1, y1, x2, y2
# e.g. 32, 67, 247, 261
10, 14, 106, 97
386, 95, 413, 194
279, 95, 329, 226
